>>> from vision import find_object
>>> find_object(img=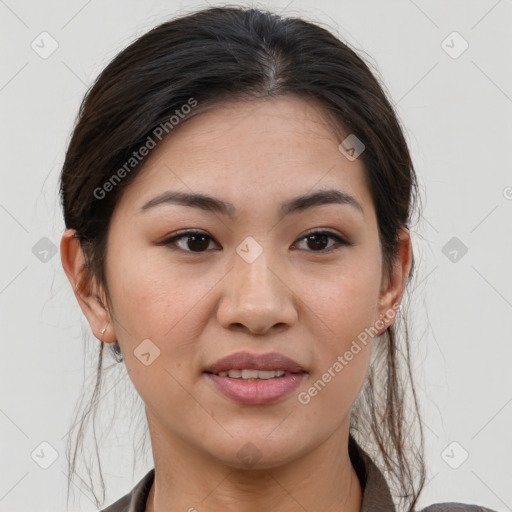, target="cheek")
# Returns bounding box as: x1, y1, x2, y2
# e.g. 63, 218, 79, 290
299, 279, 375, 417
106, 251, 208, 410
293, 259, 379, 404
295, 260, 381, 346
107, 246, 209, 339
105, 248, 220, 397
